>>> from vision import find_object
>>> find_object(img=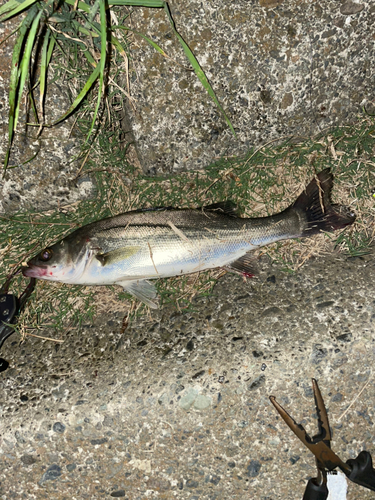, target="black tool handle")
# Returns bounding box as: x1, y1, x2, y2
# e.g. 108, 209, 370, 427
302, 478, 328, 500
346, 450, 375, 491
0, 293, 18, 349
